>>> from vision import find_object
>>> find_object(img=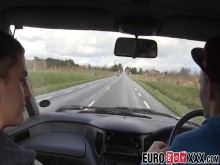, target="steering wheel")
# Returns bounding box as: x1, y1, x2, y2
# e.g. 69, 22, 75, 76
168, 109, 203, 146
